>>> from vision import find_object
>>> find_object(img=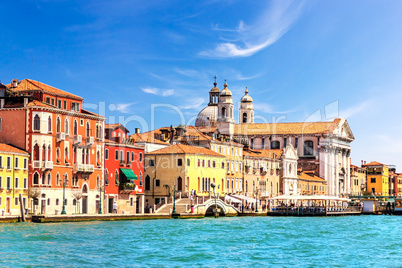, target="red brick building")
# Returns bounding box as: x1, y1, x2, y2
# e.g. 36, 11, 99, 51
104, 124, 145, 214
0, 79, 105, 215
